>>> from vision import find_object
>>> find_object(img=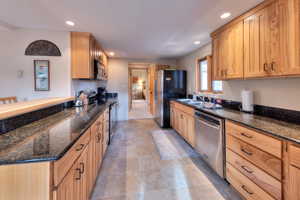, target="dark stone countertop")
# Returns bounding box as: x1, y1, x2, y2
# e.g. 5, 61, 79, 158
0, 100, 117, 165
174, 100, 300, 144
